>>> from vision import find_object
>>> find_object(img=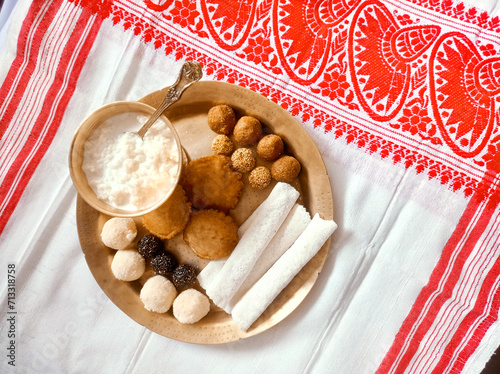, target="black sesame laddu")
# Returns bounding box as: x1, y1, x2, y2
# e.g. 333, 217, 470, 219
172, 264, 197, 288
151, 251, 178, 276
137, 235, 163, 258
